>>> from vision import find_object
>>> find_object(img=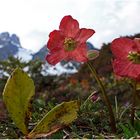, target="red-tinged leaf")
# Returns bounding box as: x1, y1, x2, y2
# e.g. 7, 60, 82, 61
27, 100, 79, 139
